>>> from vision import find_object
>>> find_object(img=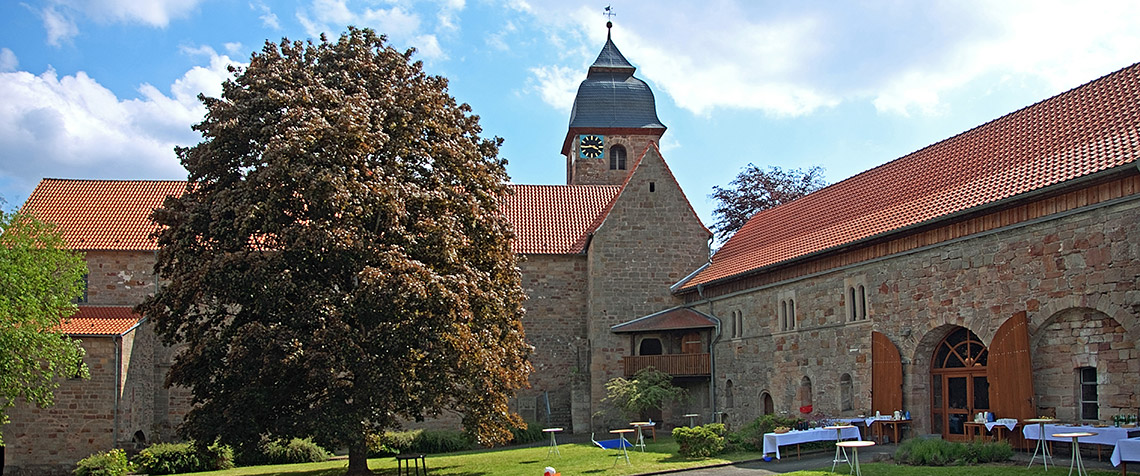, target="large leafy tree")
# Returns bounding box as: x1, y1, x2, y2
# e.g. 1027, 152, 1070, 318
709, 164, 827, 241
0, 206, 89, 445
138, 28, 531, 475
